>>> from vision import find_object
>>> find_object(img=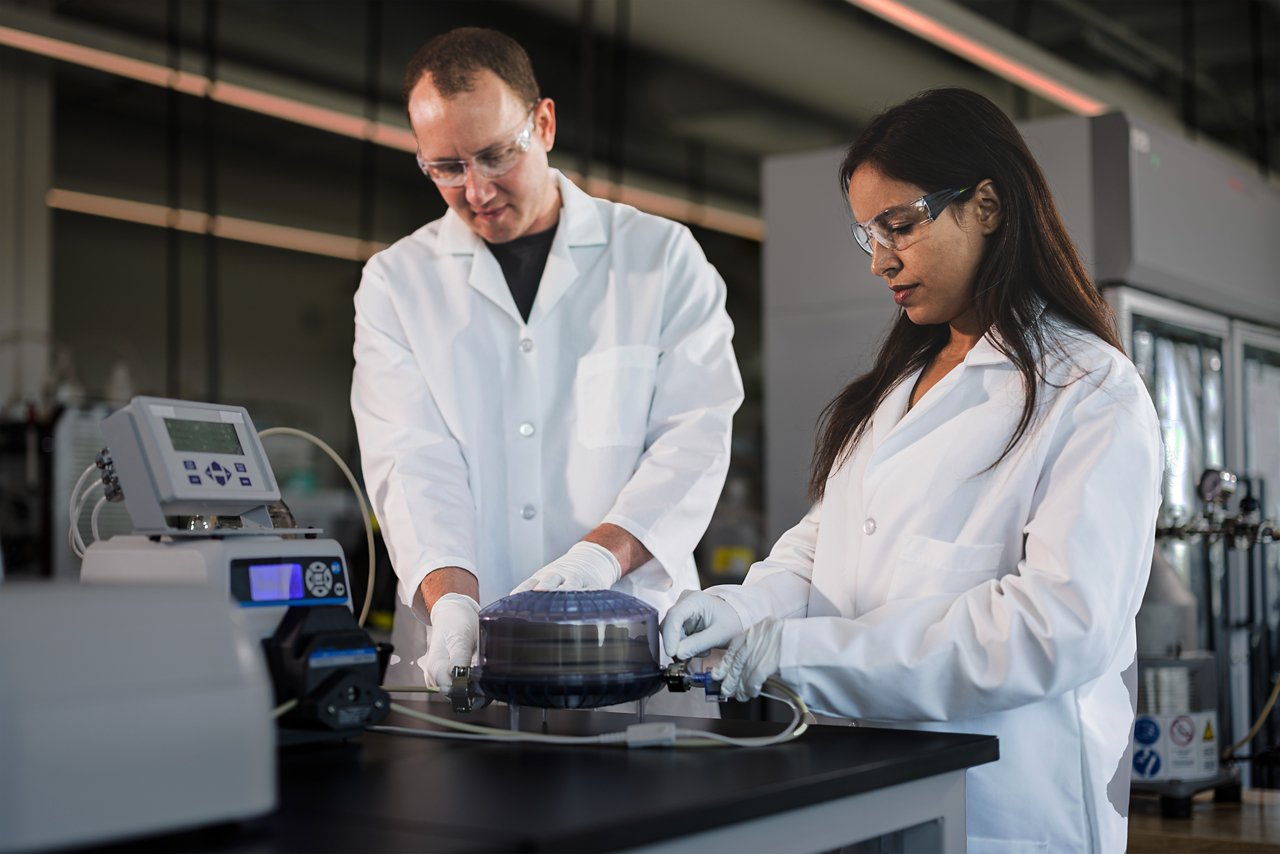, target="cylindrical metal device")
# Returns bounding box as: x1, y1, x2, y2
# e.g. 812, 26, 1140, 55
474, 590, 664, 709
